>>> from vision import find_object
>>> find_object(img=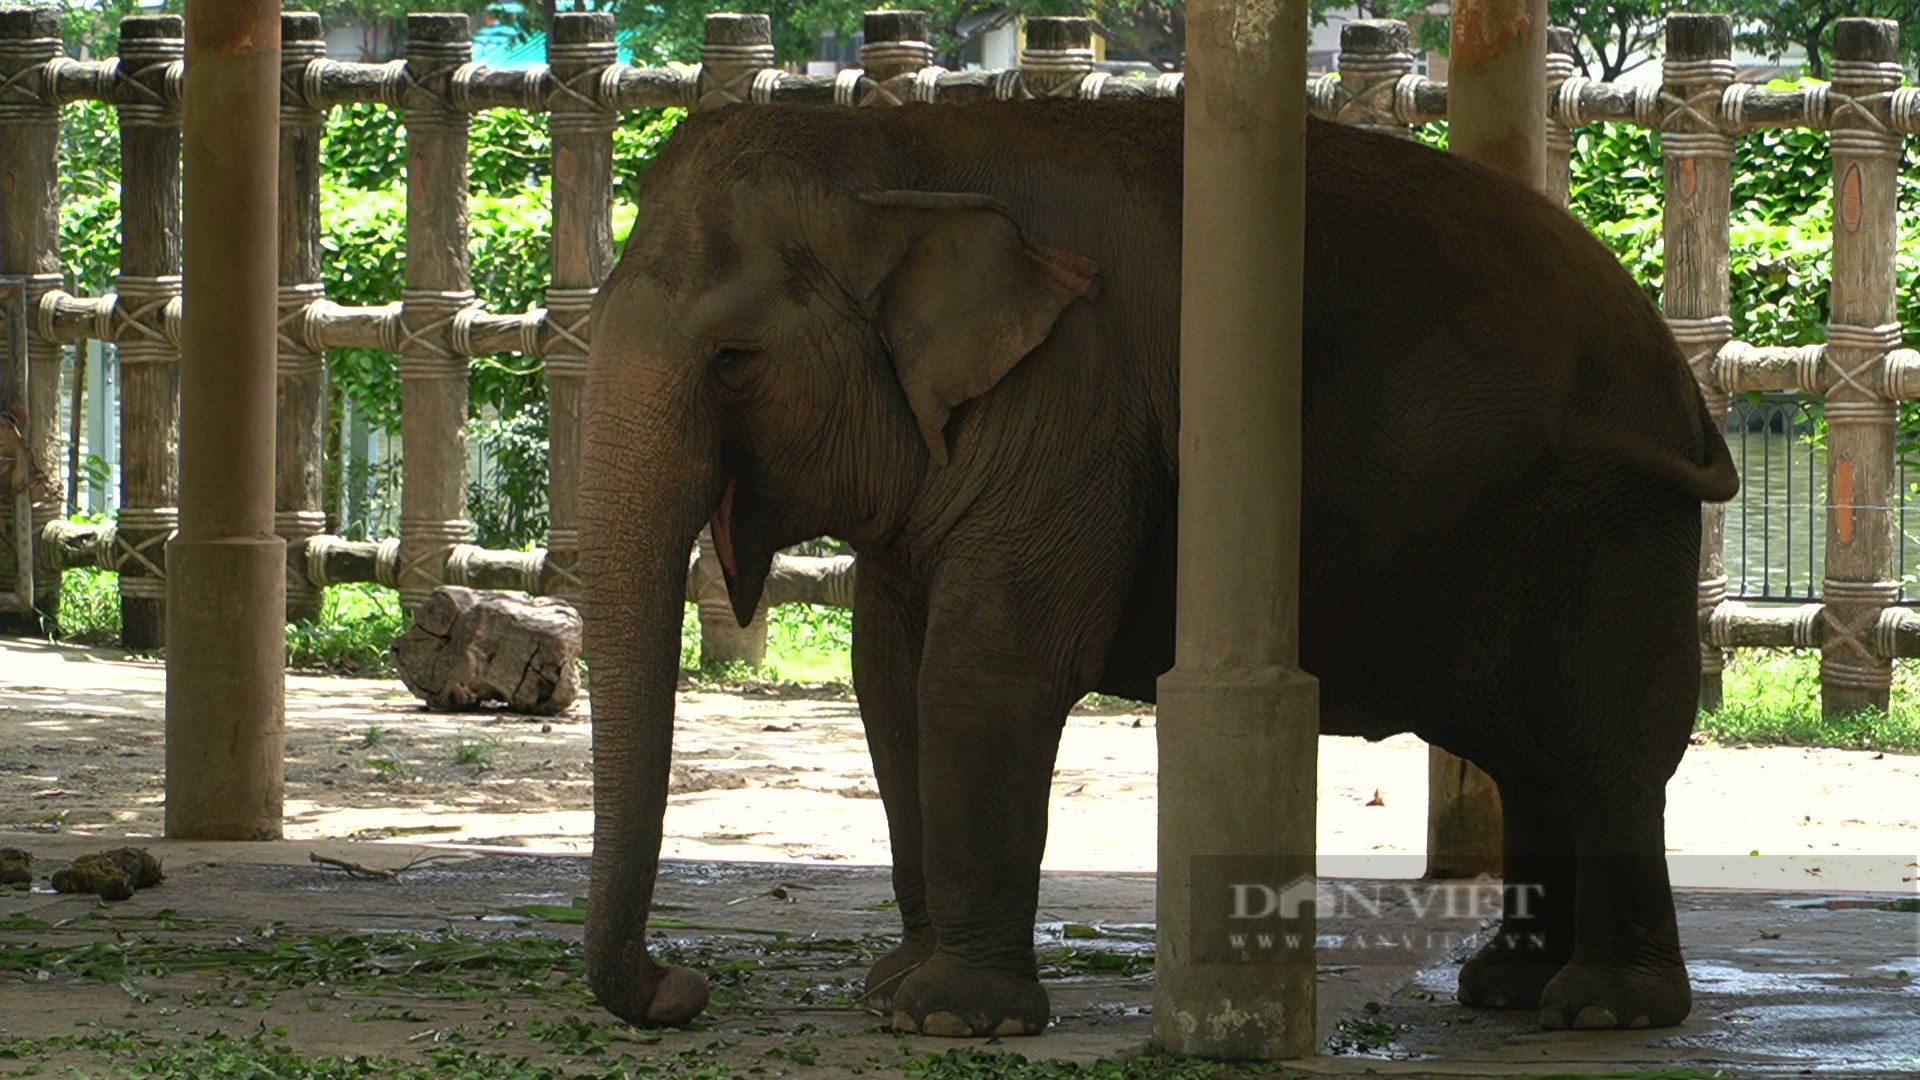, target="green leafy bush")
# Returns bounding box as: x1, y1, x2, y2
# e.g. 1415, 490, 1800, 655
57, 98, 679, 552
